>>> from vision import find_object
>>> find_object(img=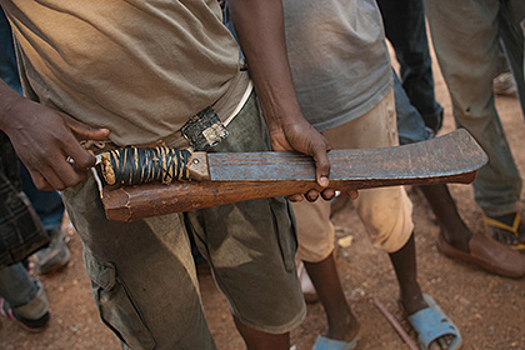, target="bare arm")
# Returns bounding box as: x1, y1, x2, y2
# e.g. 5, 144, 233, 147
228, 0, 334, 201
0, 79, 109, 191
